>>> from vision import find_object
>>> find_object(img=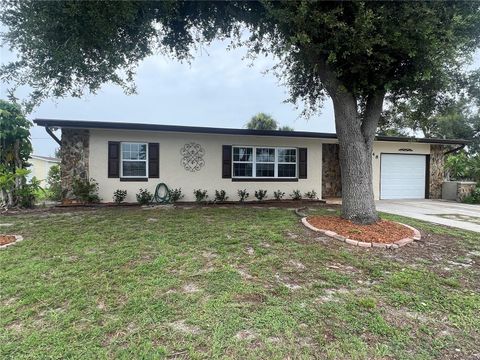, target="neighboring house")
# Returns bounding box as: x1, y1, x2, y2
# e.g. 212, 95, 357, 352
27, 155, 60, 183
34, 119, 468, 203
